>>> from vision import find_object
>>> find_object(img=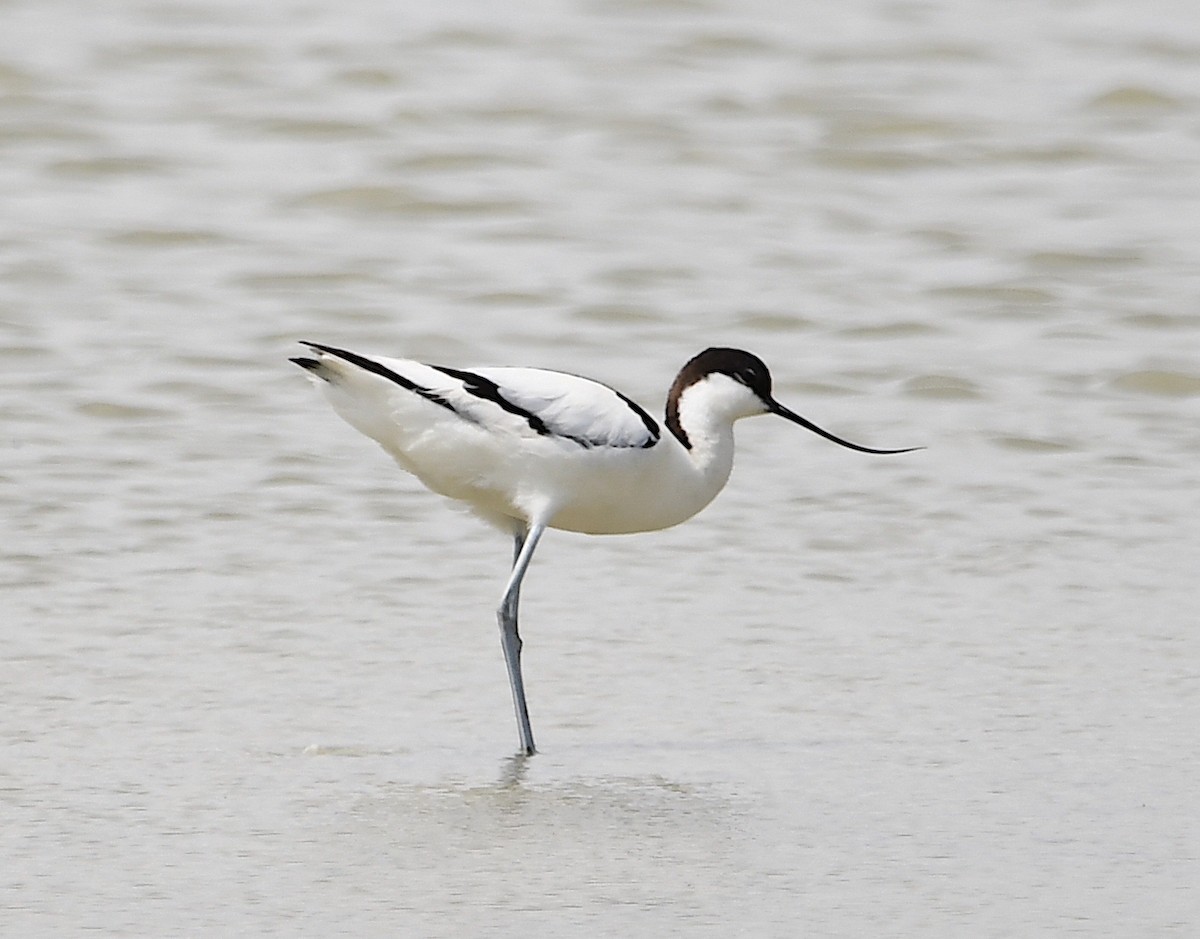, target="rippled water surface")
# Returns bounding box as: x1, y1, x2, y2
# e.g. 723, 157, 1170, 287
3, 0, 1198, 935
